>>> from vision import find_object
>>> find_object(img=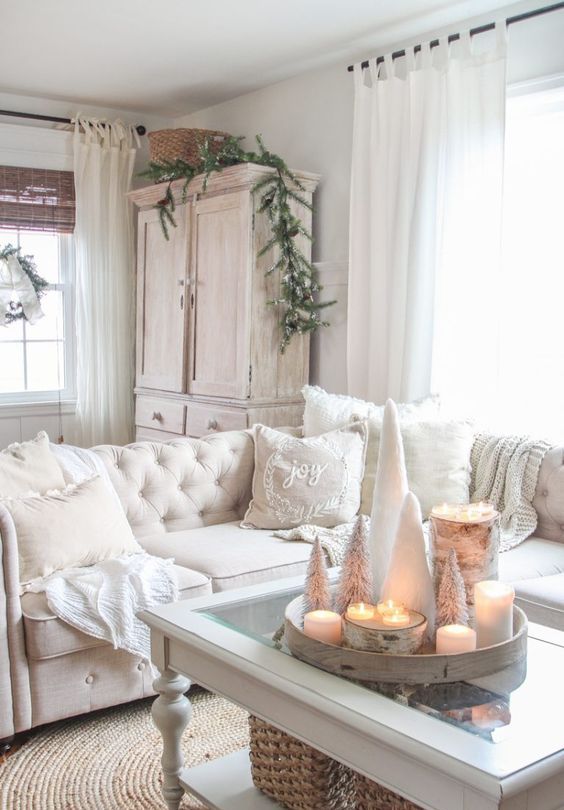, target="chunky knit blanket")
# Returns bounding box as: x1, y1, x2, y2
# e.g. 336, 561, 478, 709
470, 433, 551, 551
